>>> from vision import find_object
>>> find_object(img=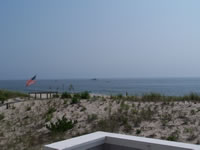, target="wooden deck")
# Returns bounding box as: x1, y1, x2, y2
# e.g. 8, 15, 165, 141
28, 91, 58, 99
